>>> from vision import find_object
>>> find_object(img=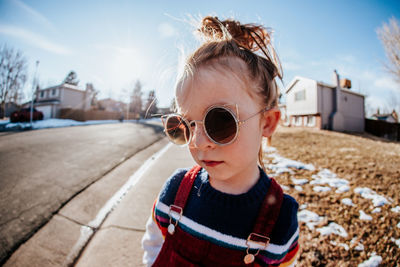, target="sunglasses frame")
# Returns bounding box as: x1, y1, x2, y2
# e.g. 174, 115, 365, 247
161, 104, 271, 146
